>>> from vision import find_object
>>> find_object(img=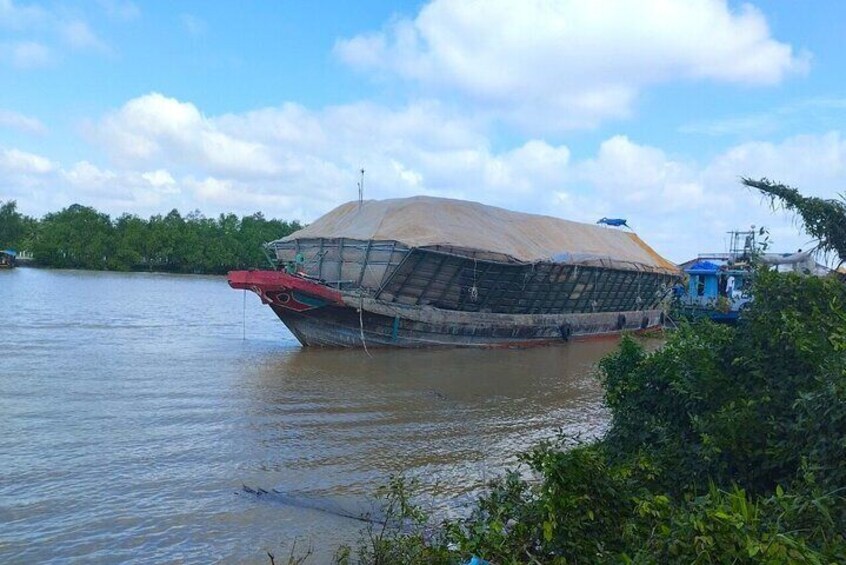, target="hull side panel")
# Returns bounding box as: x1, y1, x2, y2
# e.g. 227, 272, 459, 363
270, 303, 663, 348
